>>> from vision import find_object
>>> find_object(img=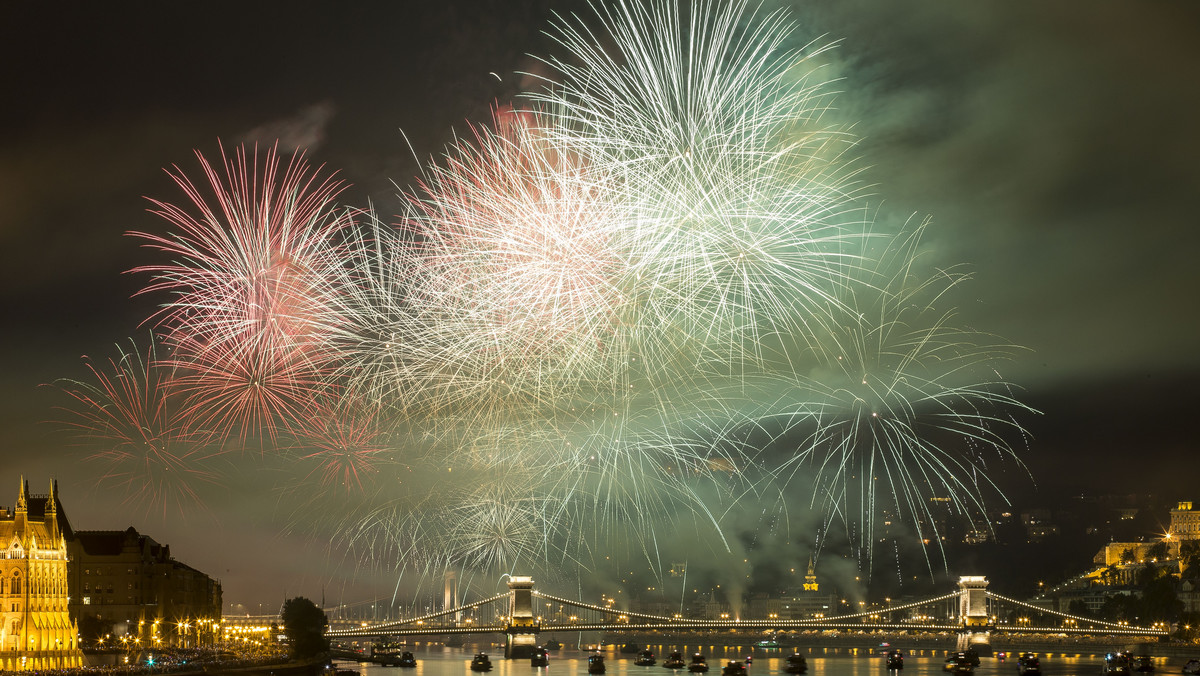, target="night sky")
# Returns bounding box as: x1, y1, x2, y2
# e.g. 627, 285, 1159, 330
2, 2, 1197, 611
